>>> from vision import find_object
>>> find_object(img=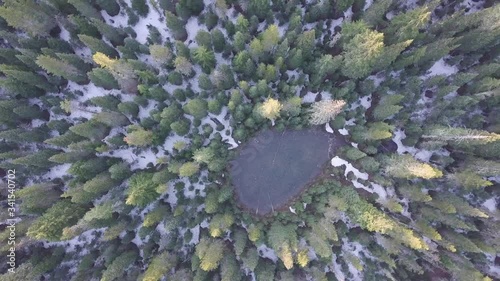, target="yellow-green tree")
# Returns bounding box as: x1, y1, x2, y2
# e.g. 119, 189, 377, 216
386, 155, 443, 179
259, 98, 282, 122
195, 238, 225, 271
